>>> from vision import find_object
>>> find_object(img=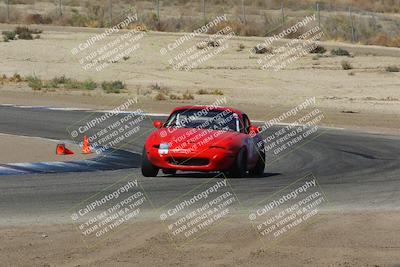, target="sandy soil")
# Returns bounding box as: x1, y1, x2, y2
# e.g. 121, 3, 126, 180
0, 133, 95, 163
0, 24, 399, 135
1, 212, 399, 267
